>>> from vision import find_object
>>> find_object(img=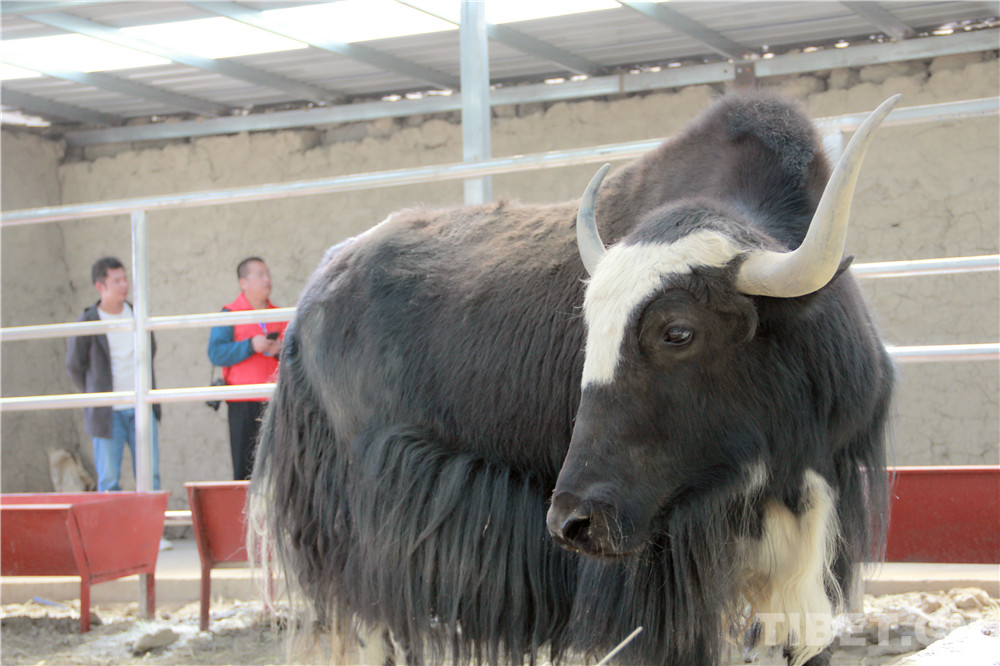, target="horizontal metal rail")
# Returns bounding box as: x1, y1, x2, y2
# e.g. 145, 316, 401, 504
164, 509, 193, 527
2, 318, 136, 341
1, 384, 274, 412
3, 344, 996, 413
850, 254, 1000, 279
0, 307, 297, 343
887, 343, 1000, 364
146, 307, 295, 330
2, 257, 996, 343
2, 98, 997, 227
814, 97, 999, 133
